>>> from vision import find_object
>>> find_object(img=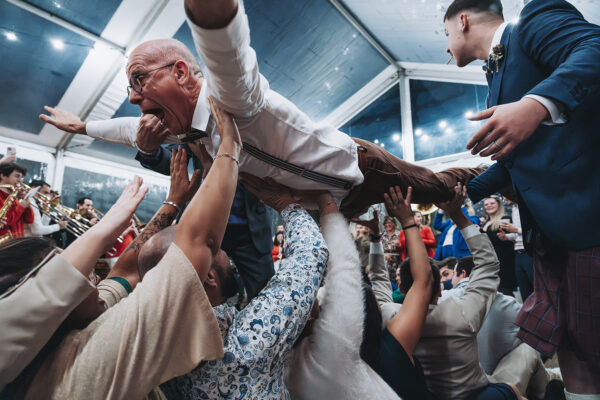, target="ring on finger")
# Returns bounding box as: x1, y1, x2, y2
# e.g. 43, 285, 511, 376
492, 140, 502, 150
